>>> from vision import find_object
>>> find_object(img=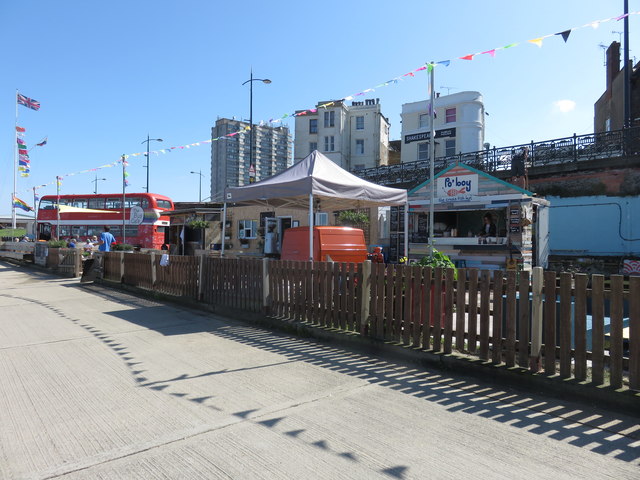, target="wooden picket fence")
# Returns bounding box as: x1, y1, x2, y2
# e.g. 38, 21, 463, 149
99, 253, 640, 391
